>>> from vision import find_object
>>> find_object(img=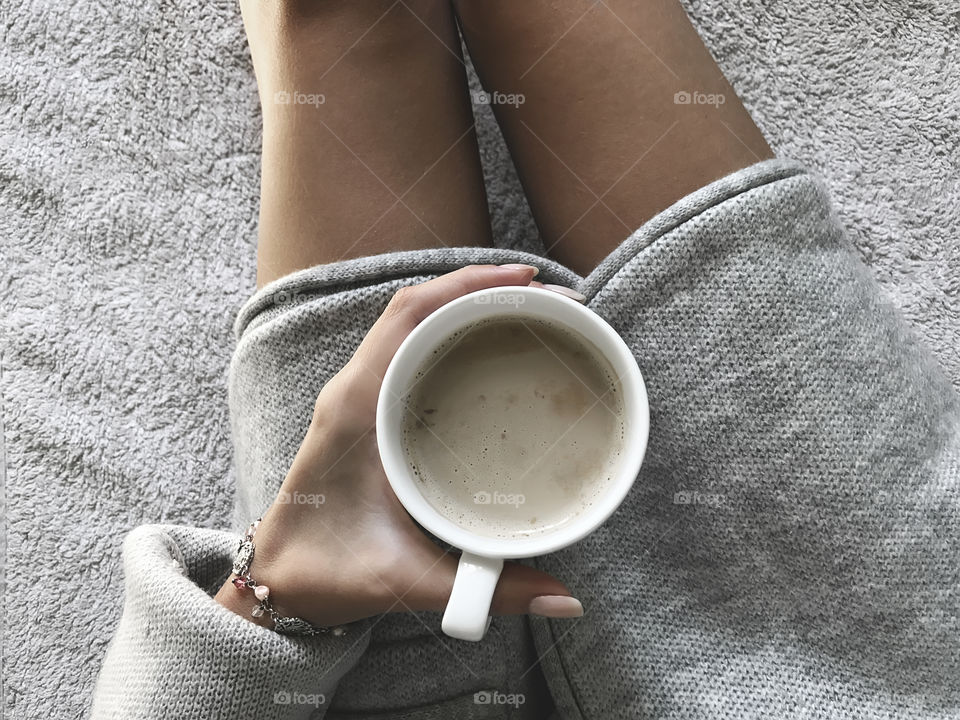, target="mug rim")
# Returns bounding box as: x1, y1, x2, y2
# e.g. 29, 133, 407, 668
375, 286, 649, 558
